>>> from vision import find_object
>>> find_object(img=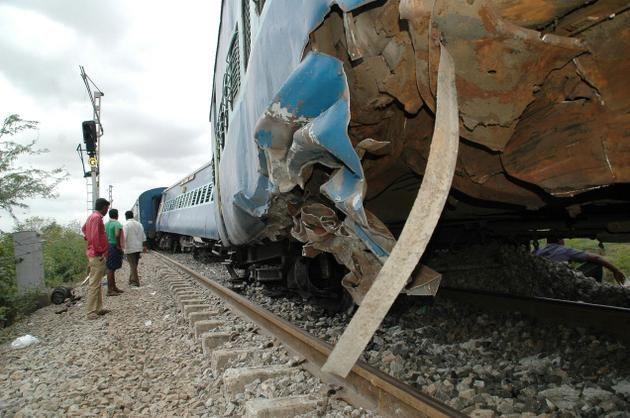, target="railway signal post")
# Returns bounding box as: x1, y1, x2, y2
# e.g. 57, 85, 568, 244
78, 66, 104, 213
